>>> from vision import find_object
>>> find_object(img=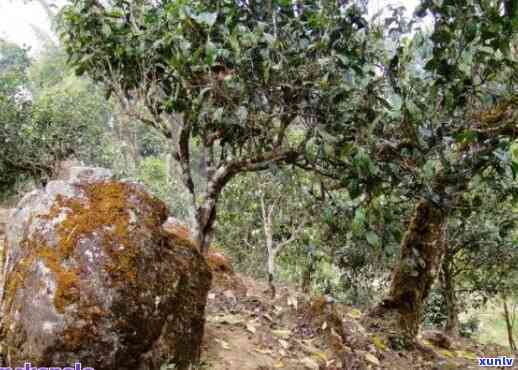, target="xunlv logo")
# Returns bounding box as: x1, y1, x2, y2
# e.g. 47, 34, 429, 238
478, 356, 514, 367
